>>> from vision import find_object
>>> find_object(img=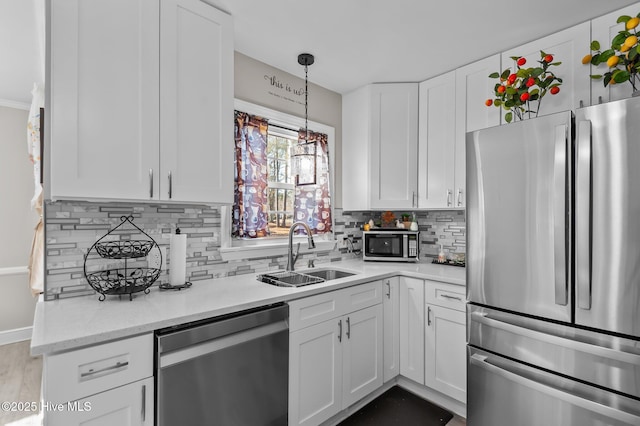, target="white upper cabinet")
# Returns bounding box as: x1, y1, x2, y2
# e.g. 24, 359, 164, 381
49, 0, 159, 201
160, 0, 233, 203
591, 4, 640, 105
501, 22, 591, 115
370, 83, 419, 209
456, 55, 502, 133
342, 83, 419, 210
418, 72, 456, 209
49, 0, 233, 203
